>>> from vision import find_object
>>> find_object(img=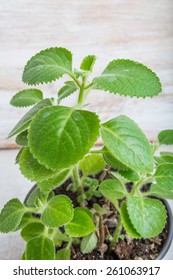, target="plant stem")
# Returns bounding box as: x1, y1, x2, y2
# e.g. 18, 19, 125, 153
72, 165, 81, 189
67, 238, 73, 249
85, 82, 94, 90
69, 73, 81, 88
131, 176, 154, 196
72, 165, 85, 198
78, 76, 86, 106
111, 216, 122, 248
